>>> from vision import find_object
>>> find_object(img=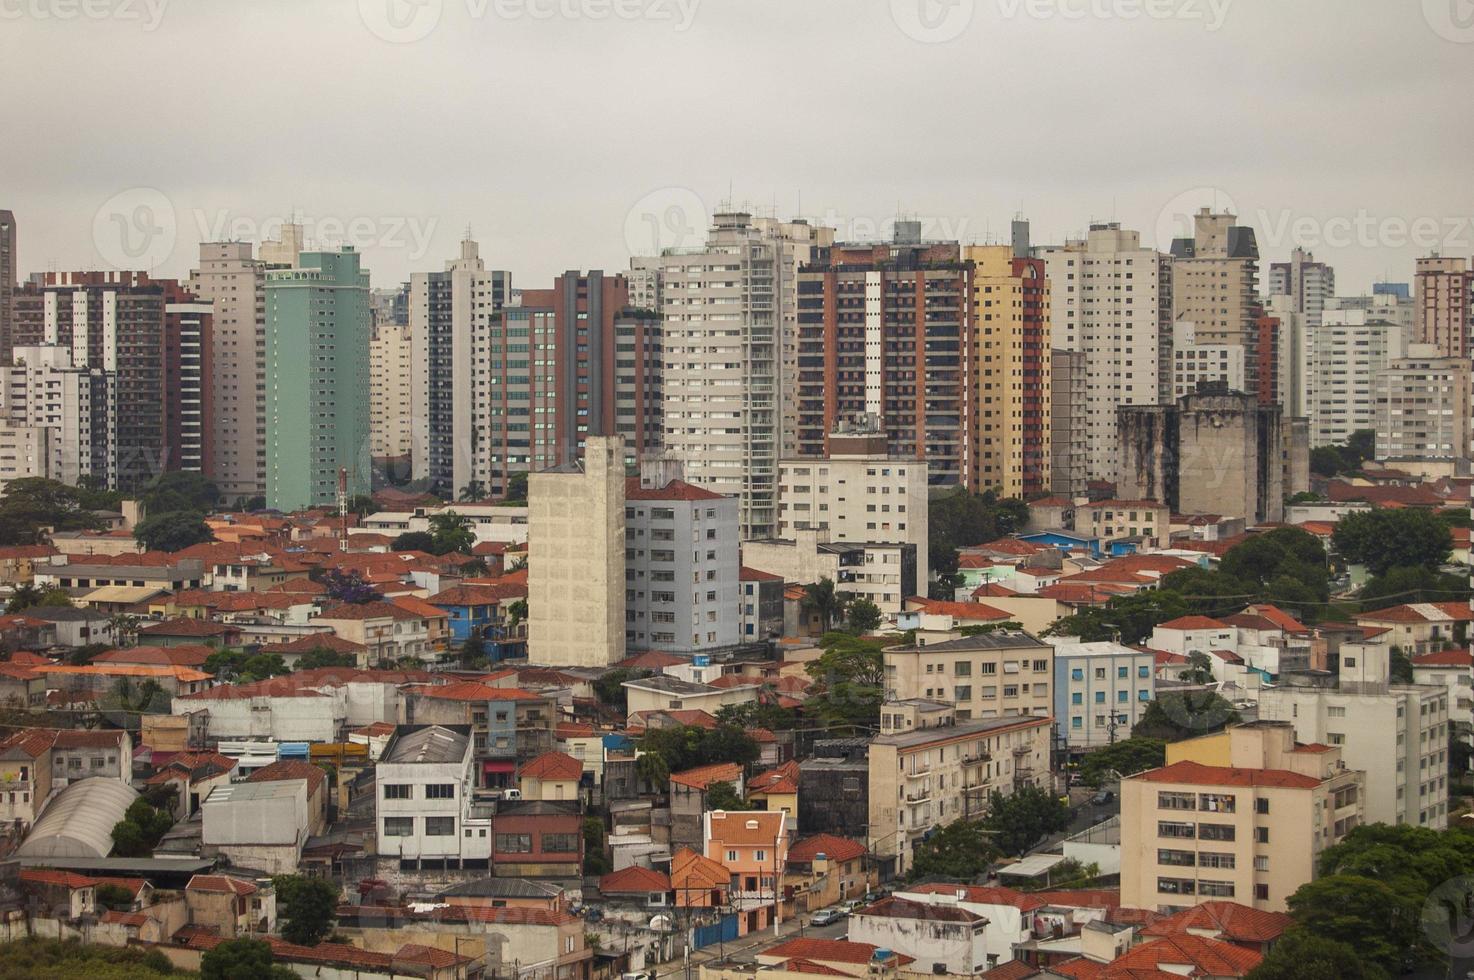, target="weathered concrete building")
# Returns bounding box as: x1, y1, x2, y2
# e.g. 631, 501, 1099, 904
1117, 385, 1293, 524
